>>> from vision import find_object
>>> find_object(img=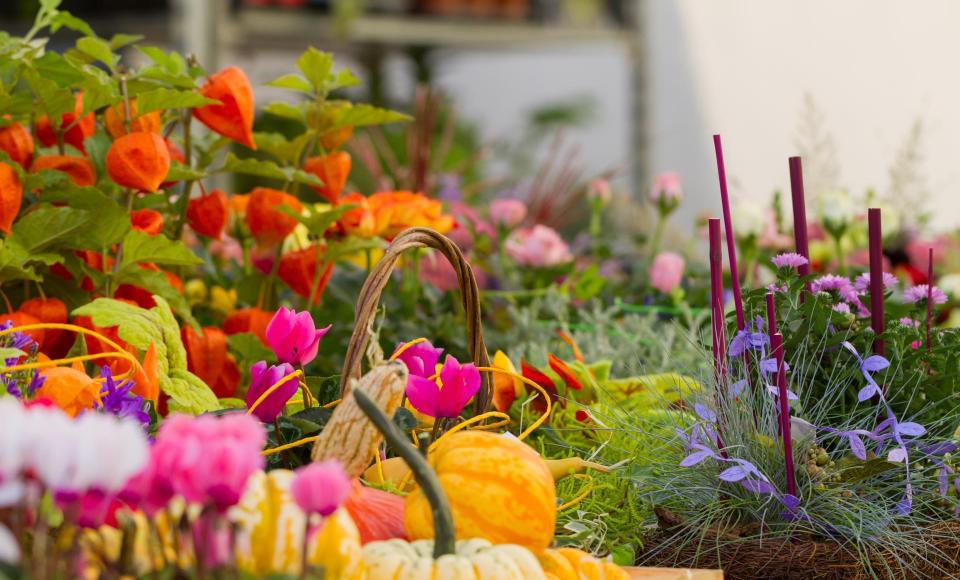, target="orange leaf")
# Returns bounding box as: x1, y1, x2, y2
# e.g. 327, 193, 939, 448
106, 132, 171, 192
0, 122, 34, 169
0, 162, 22, 234
193, 66, 256, 149
245, 187, 302, 246
31, 155, 96, 187
548, 353, 582, 391
187, 188, 228, 239
303, 151, 351, 205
